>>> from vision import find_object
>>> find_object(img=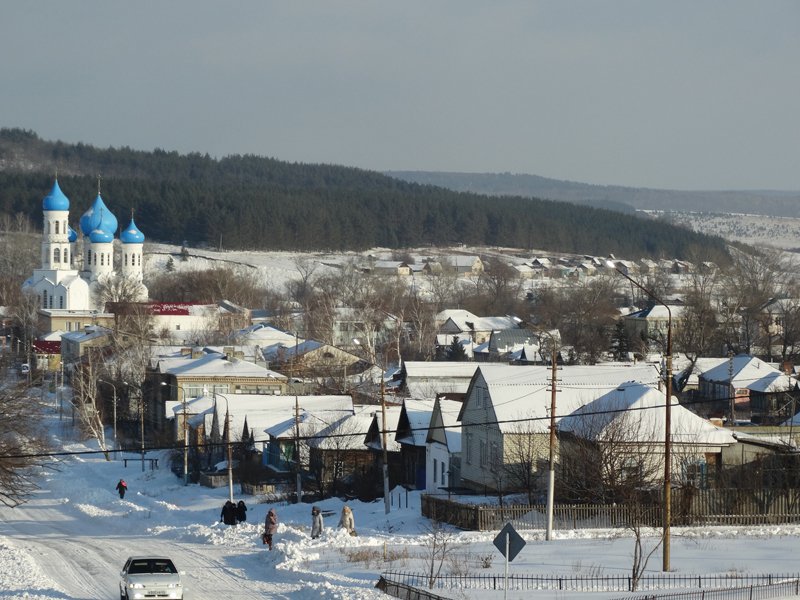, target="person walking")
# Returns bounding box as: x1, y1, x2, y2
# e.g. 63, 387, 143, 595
115, 479, 127, 499
310, 506, 324, 539
220, 500, 237, 525
338, 505, 356, 536
264, 508, 278, 550
236, 500, 247, 524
